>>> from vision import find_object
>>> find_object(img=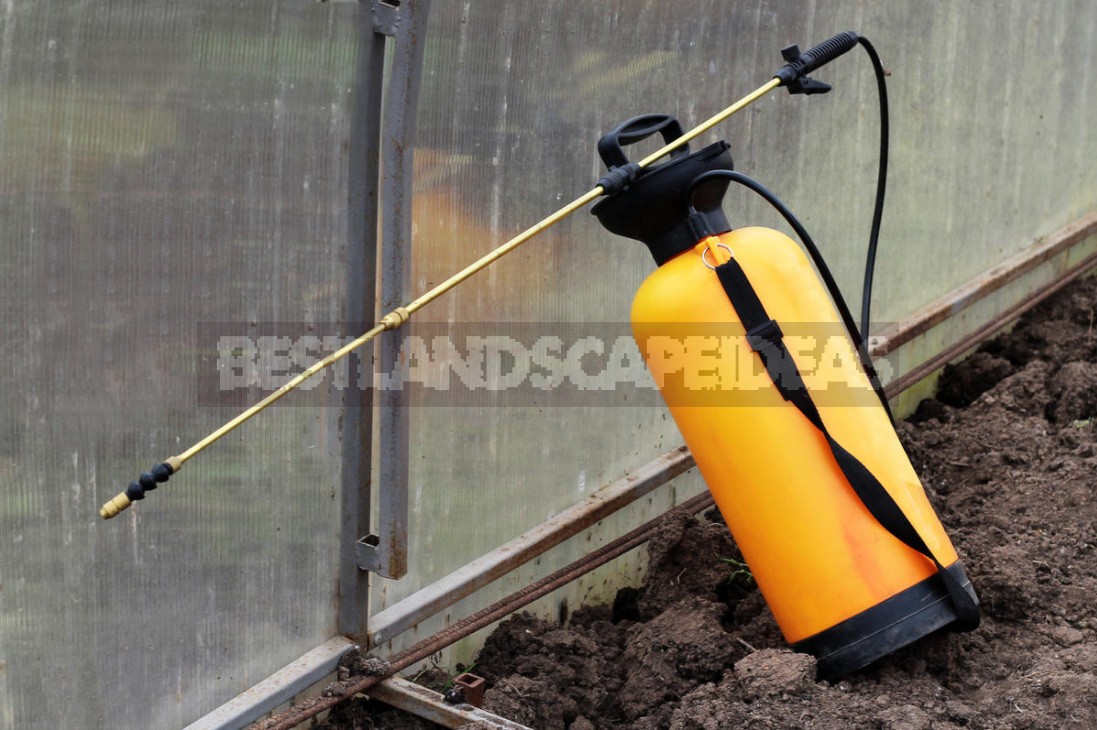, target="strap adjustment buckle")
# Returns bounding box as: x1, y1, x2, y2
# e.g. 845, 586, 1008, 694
746, 319, 784, 351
